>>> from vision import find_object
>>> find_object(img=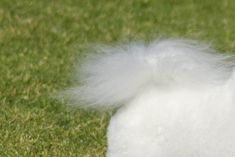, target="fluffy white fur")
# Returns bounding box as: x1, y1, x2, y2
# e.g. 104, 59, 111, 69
63, 39, 235, 157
